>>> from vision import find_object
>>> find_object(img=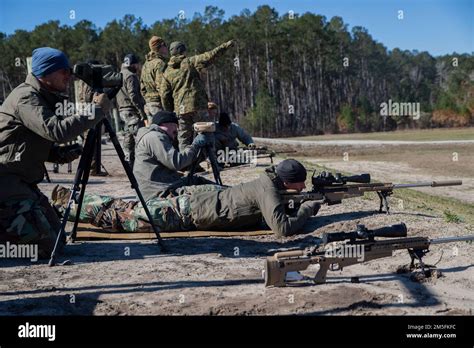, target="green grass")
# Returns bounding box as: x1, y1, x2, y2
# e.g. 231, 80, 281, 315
391, 189, 472, 225
443, 210, 465, 224
285, 127, 474, 142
